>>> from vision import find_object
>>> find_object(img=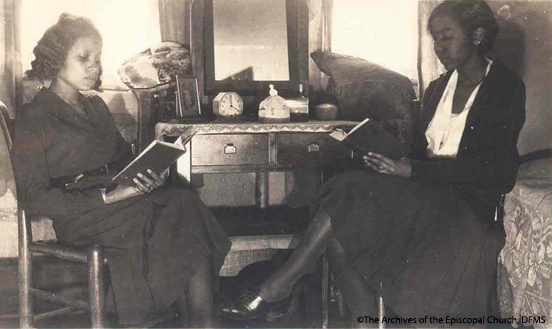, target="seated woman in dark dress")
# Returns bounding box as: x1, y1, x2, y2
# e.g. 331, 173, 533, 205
12, 14, 231, 327
221, 0, 526, 325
